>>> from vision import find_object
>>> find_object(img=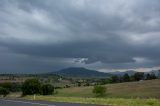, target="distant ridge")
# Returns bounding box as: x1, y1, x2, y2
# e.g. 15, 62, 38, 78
108, 70, 160, 77
108, 70, 136, 76
53, 67, 112, 78
51, 67, 160, 78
